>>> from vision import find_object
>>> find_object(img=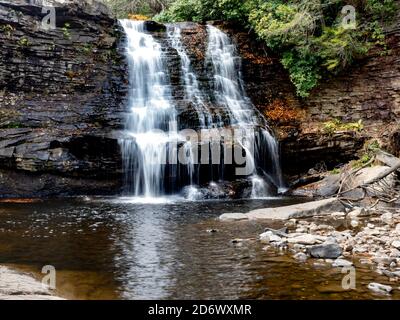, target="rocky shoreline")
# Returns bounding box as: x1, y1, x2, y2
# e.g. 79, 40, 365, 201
0, 266, 63, 300
220, 198, 400, 296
